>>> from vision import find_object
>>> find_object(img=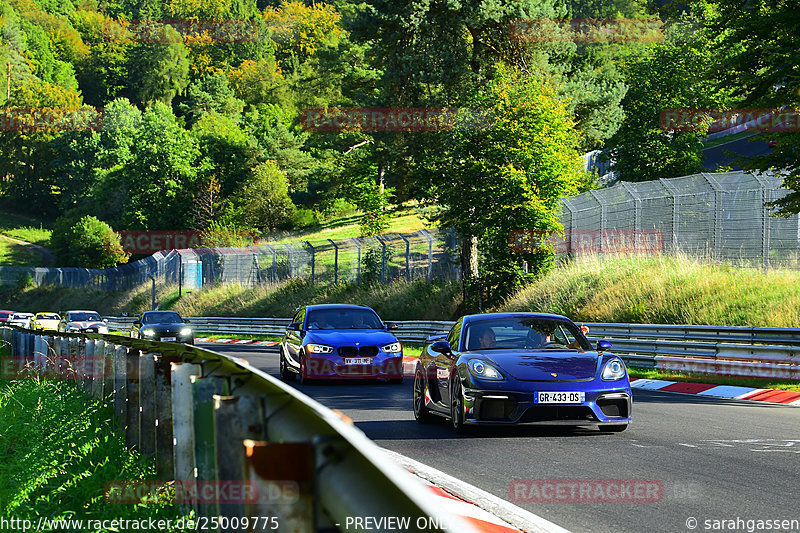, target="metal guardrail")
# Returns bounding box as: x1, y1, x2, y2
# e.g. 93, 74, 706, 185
104, 317, 800, 380
0, 326, 481, 533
